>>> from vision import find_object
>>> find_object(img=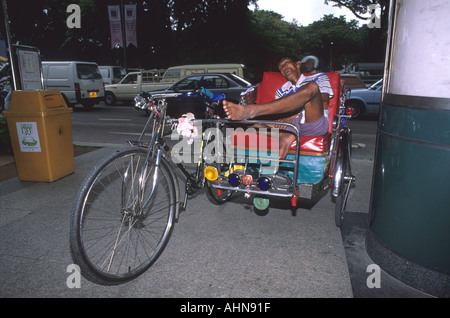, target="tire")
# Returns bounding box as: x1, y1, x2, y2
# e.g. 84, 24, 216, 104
81, 101, 95, 110
346, 100, 364, 119
104, 92, 117, 106
253, 196, 269, 216
334, 156, 351, 227
332, 129, 353, 227
61, 94, 74, 108
70, 147, 176, 285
